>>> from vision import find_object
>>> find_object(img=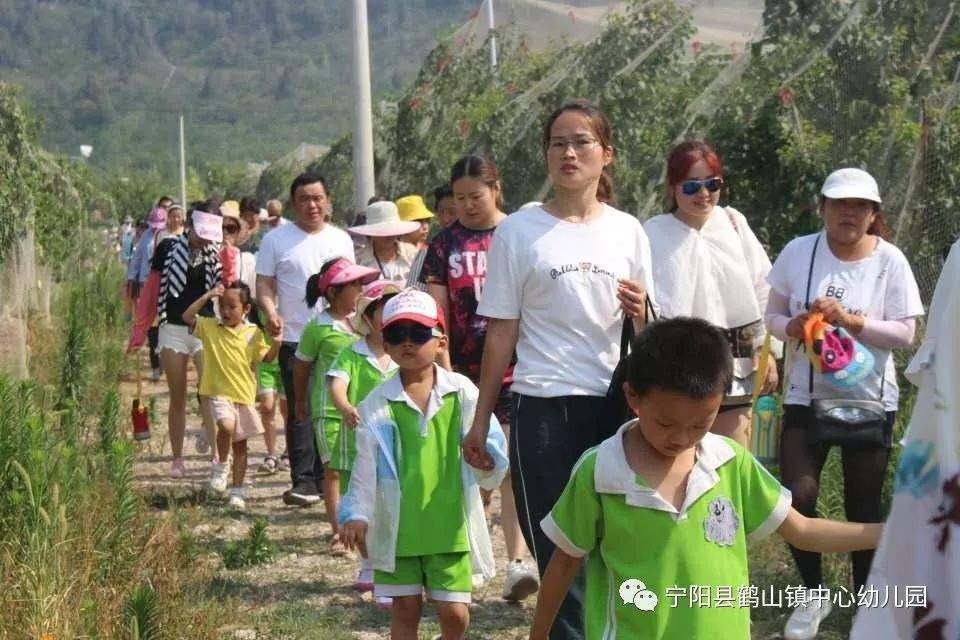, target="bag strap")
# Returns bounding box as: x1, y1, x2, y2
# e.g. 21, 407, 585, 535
804, 233, 886, 403
806, 235, 820, 394
620, 296, 658, 361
